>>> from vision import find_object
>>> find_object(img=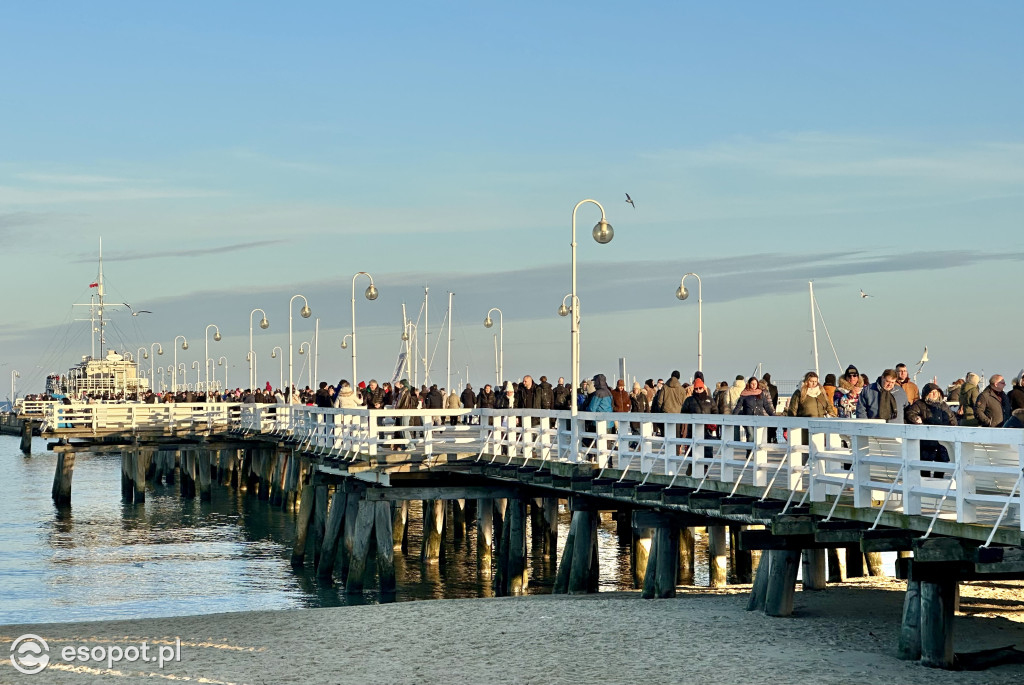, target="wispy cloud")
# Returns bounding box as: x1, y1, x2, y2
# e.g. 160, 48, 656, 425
15, 173, 134, 185
71, 240, 287, 263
